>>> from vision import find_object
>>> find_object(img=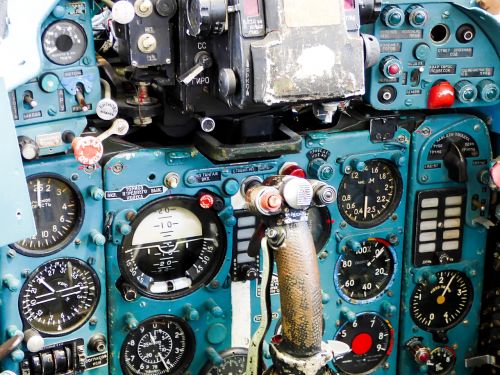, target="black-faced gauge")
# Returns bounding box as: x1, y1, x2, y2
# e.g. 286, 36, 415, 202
334, 238, 397, 303
12, 174, 84, 256
338, 159, 402, 229
119, 195, 226, 299
120, 315, 195, 375
42, 20, 87, 65
334, 313, 394, 375
427, 132, 479, 160
410, 270, 473, 332
427, 347, 456, 375
199, 348, 251, 374
19, 258, 100, 335
308, 206, 332, 254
